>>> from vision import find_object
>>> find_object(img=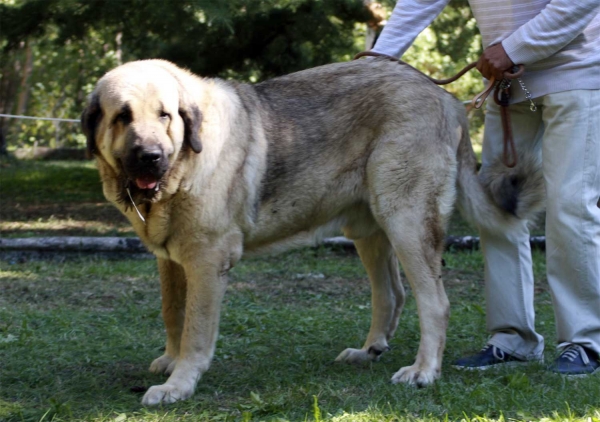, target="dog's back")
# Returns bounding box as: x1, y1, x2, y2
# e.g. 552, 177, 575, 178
240, 59, 467, 250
